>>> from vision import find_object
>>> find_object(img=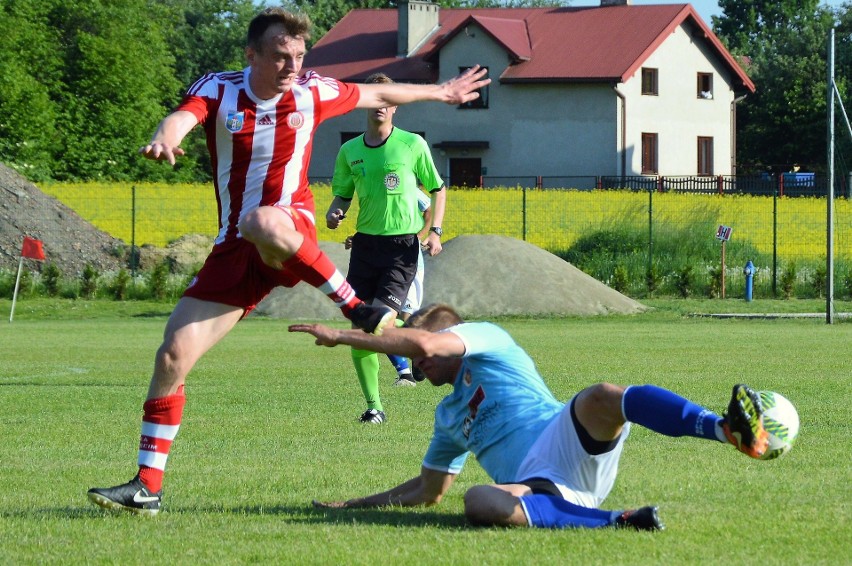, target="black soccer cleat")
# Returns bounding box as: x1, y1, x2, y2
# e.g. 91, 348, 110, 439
87, 475, 162, 516
722, 384, 769, 459
359, 409, 387, 424
411, 366, 427, 382
348, 303, 395, 335
615, 506, 665, 531
393, 374, 417, 387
